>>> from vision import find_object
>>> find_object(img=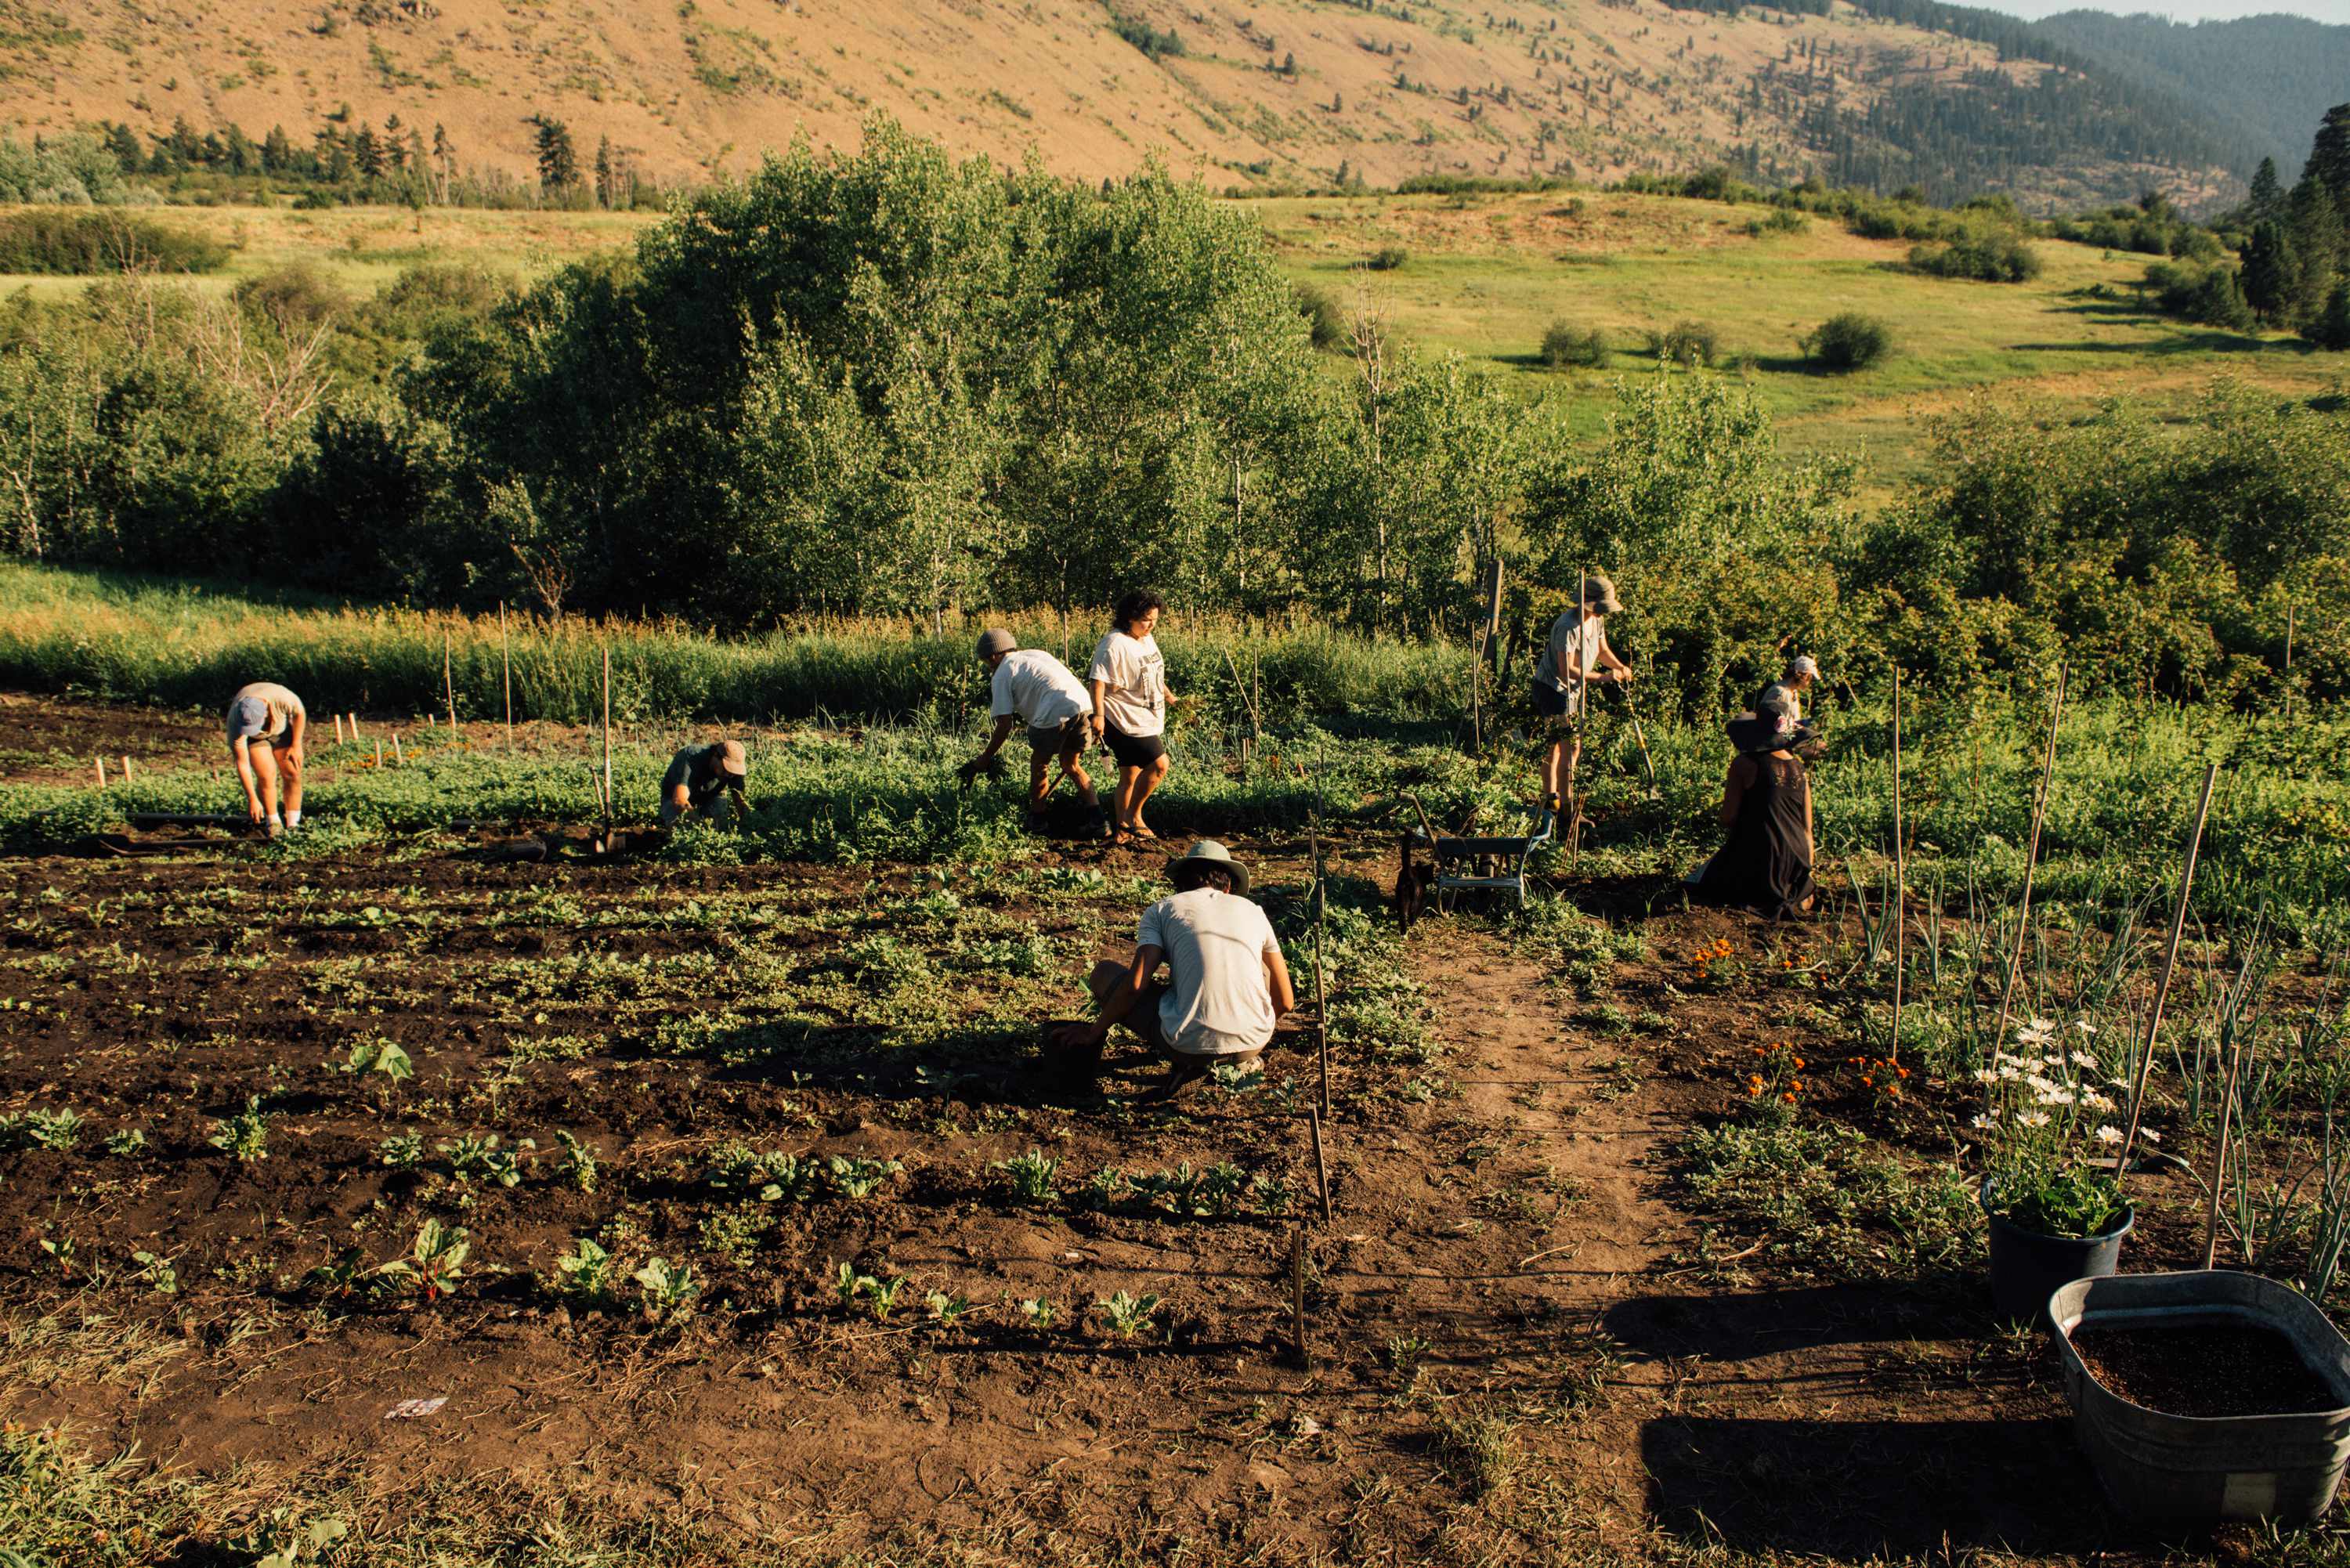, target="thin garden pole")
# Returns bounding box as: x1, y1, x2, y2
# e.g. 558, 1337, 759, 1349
443, 629, 460, 739
374, 739, 383, 768
500, 600, 513, 753
1289, 1223, 1311, 1369
1308, 1105, 1333, 1225
1570, 562, 1589, 873
1889, 666, 1904, 1065
334, 712, 346, 746
2284, 605, 2296, 726
2117, 764, 2221, 1176
93, 756, 104, 789
2202, 1037, 2247, 1270
121, 755, 132, 781
349, 712, 363, 742
600, 643, 614, 822
1987, 666, 2067, 1095
392, 732, 403, 766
